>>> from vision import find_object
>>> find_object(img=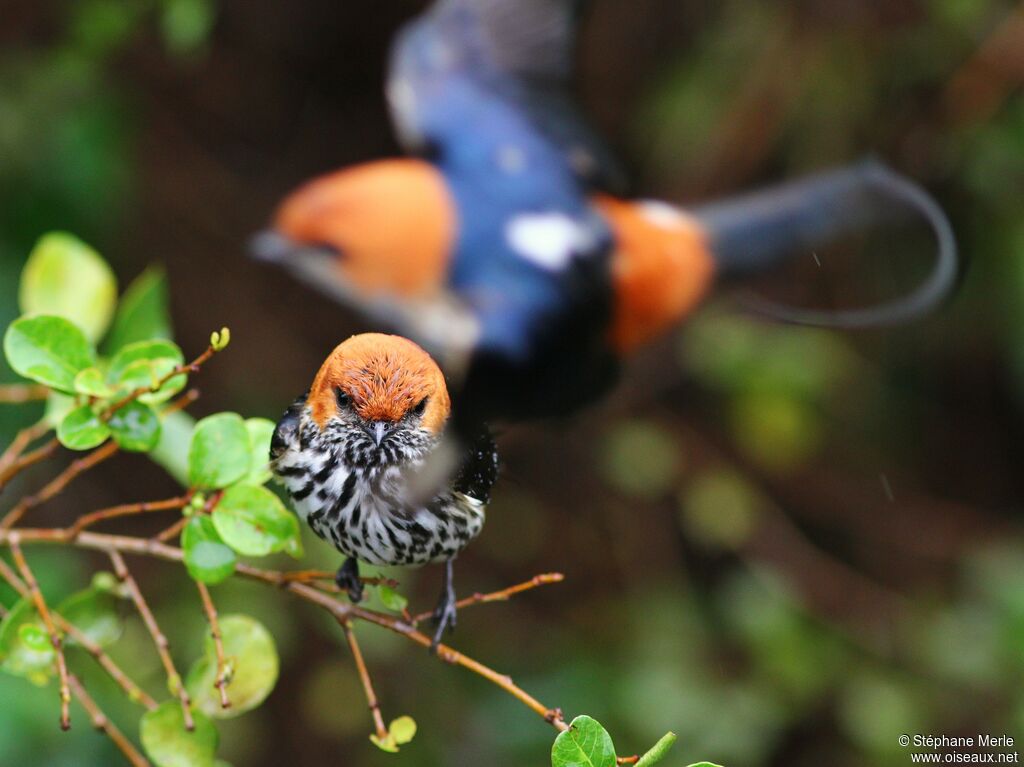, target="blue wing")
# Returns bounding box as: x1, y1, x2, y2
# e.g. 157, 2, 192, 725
387, 0, 624, 191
